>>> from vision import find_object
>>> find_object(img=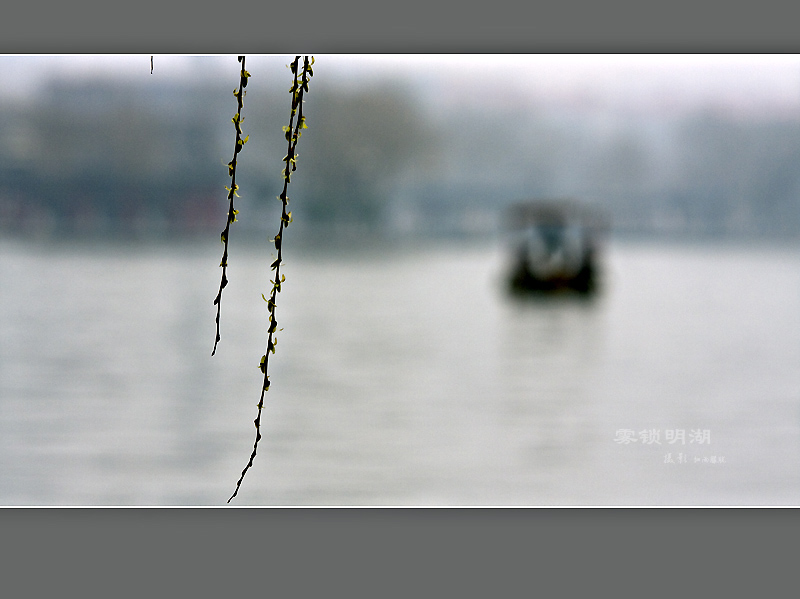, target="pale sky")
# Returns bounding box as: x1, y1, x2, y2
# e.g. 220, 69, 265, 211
3, 54, 800, 115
